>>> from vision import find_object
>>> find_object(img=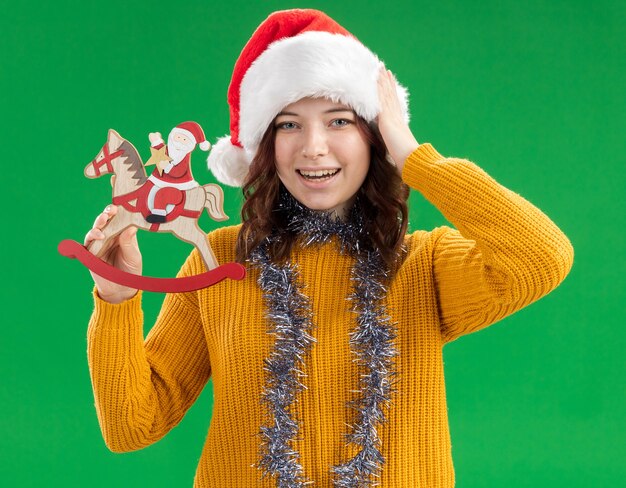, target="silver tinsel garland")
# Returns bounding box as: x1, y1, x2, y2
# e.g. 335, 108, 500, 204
250, 192, 399, 487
